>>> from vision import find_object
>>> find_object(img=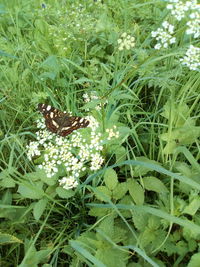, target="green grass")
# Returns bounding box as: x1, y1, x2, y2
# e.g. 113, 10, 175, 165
0, 0, 200, 266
